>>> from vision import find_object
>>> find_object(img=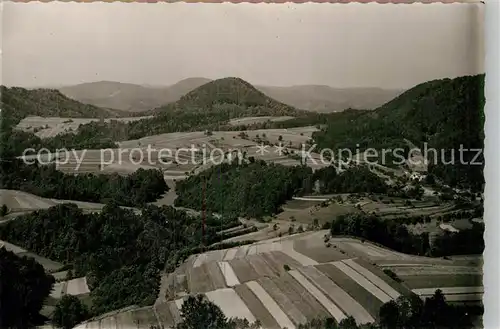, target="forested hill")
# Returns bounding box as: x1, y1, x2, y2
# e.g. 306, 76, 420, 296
1, 86, 128, 127
313, 74, 485, 190
150, 77, 309, 117
0, 86, 130, 156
